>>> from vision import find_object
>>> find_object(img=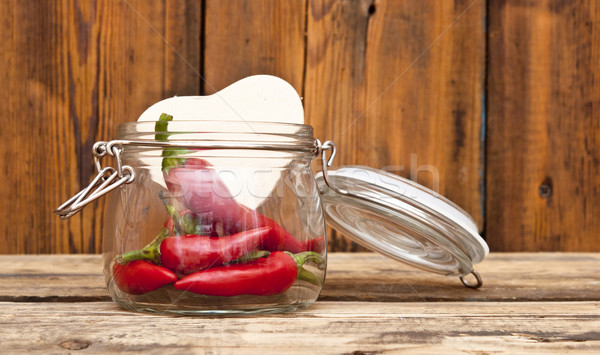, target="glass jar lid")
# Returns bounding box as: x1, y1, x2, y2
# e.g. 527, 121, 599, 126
315, 141, 488, 286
